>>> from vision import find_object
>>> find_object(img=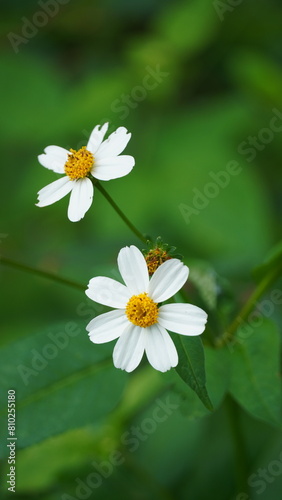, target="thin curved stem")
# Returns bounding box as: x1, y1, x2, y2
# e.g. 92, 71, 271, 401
217, 261, 282, 347
0, 256, 85, 291
94, 180, 148, 244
